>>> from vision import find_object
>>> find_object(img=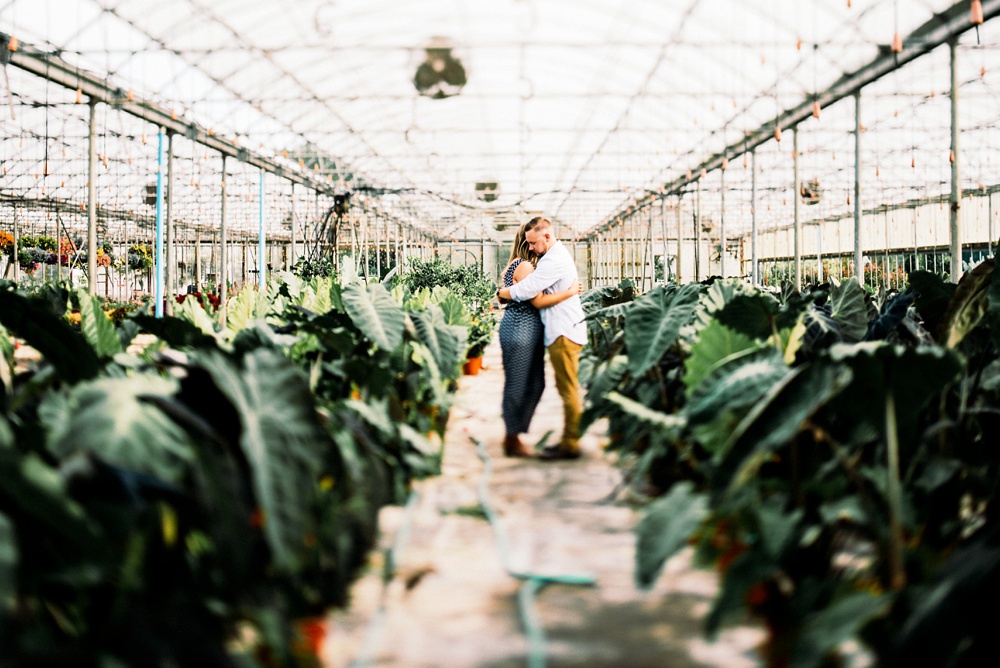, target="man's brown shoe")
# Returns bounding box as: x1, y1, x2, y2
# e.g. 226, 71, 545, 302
537, 445, 581, 461
503, 435, 534, 458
